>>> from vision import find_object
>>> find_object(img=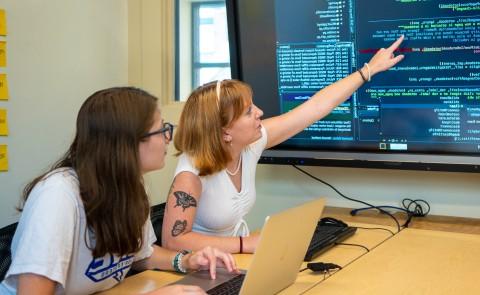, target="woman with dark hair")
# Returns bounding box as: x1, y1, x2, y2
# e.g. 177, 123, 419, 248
0, 87, 237, 295
162, 36, 405, 254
